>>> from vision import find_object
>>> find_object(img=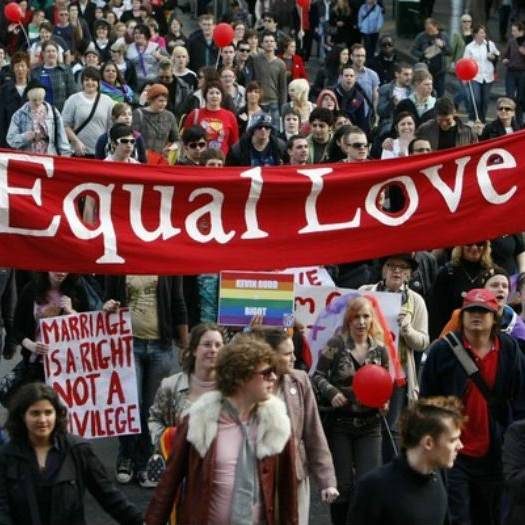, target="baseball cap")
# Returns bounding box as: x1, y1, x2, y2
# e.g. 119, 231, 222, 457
248, 112, 273, 132
461, 289, 499, 313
